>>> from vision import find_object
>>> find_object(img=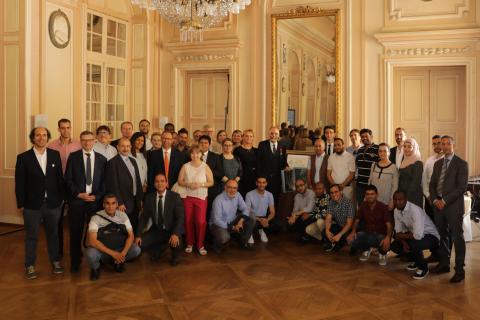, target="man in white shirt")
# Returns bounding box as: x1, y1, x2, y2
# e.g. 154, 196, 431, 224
93, 125, 117, 161
327, 138, 355, 200
390, 190, 440, 280
422, 135, 444, 220
86, 194, 141, 281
